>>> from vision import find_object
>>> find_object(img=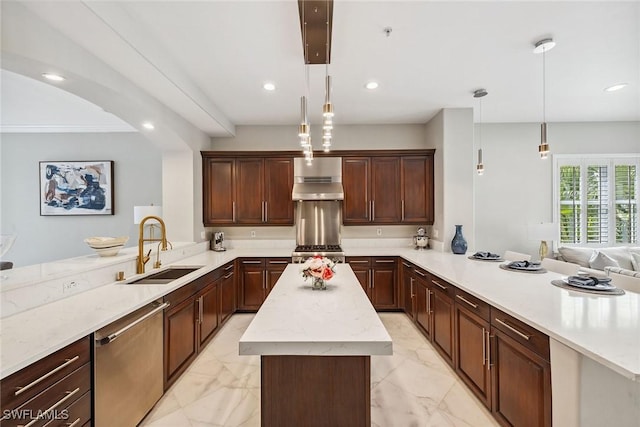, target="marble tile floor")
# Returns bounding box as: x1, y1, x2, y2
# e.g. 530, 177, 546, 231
140, 313, 499, 427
